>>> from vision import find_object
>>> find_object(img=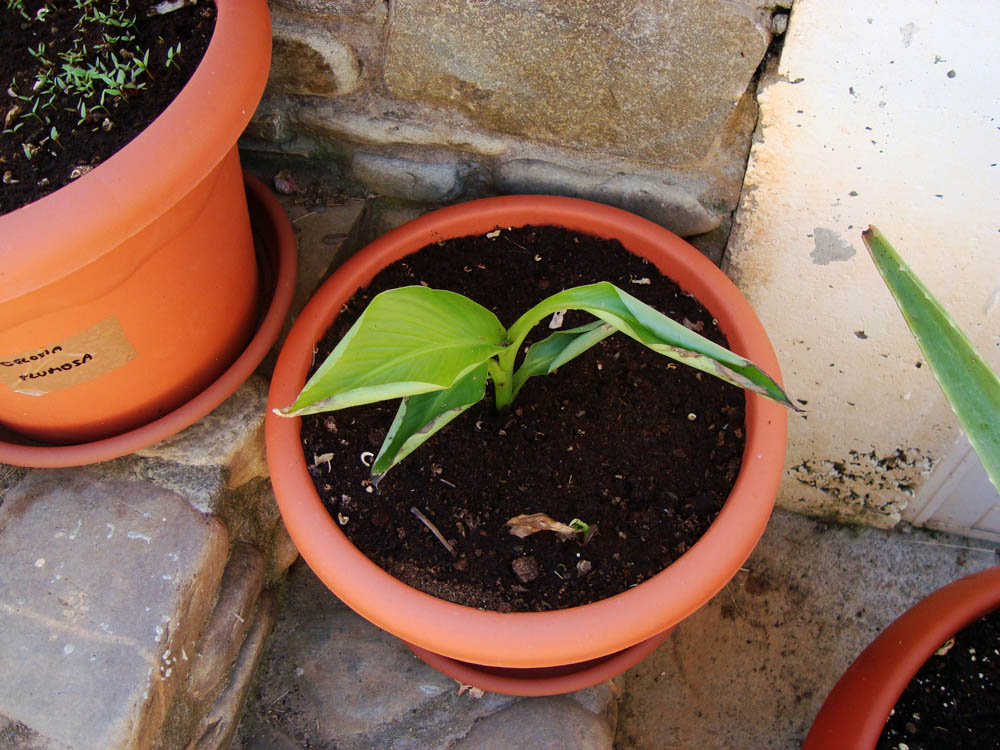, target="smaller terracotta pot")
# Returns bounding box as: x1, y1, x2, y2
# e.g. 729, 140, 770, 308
0, 0, 271, 444
266, 195, 788, 695
804, 565, 1000, 749
0, 172, 297, 468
